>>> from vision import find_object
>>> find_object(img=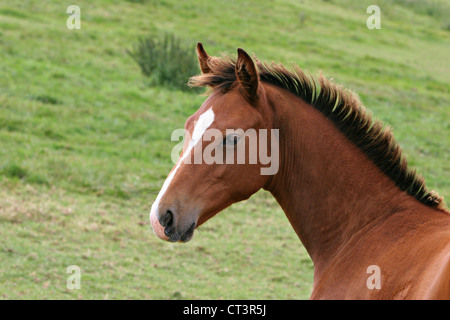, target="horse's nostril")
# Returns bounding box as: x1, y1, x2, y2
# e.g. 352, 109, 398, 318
160, 209, 174, 228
